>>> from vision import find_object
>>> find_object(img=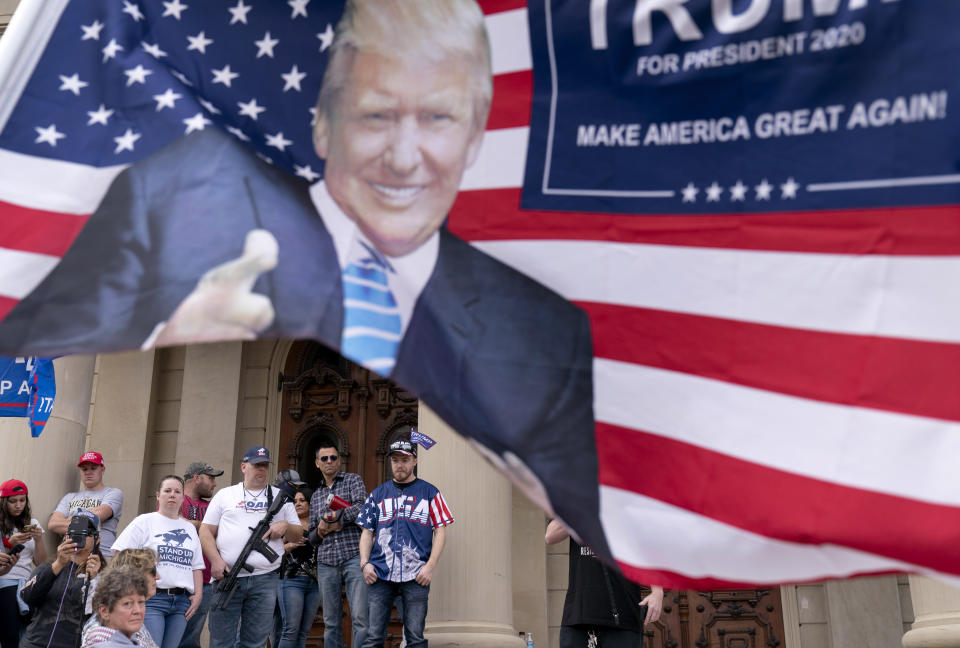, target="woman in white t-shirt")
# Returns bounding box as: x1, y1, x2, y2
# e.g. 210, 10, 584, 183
0, 478, 46, 648
112, 475, 204, 648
